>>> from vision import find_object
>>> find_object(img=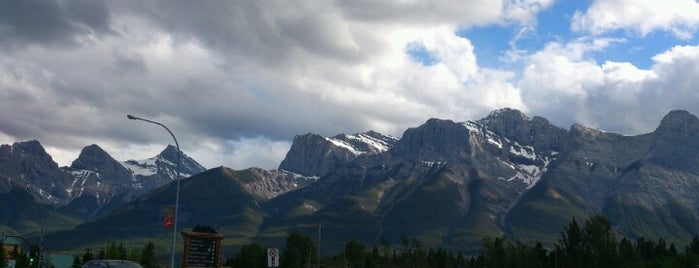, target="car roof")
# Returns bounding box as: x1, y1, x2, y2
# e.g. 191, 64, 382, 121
82, 260, 143, 268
